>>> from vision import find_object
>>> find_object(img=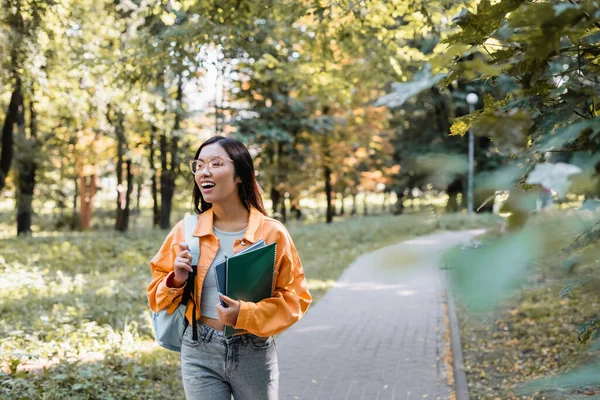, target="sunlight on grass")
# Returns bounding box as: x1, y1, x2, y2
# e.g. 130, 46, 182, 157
306, 278, 337, 291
